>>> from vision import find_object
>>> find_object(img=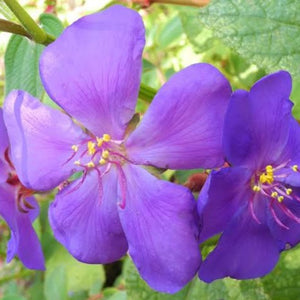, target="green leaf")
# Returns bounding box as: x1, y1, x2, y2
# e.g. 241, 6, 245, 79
39, 13, 64, 38
4, 13, 63, 97
199, 0, 300, 78
5, 35, 44, 97
260, 245, 300, 300
156, 15, 184, 49
46, 244, 105, 296
44, 266, 68, 300
124, 257, 270, 300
